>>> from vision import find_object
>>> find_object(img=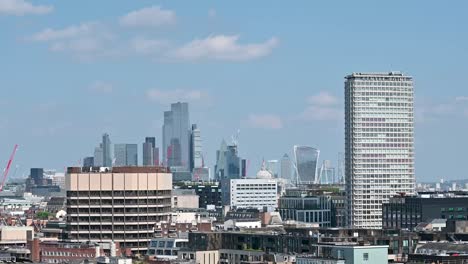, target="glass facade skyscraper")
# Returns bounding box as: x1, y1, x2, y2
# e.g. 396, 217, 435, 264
293, 146, 320, 185
114, 144, 138, 166
102, 133, 112, 167
93, 145, 103, 167
190, 124, 203, 171
345, 72, 415, 229
126, 144, 138, 166
143, 137, 159, 166
280, 154, 293, 181
162, 102, 190, 169
114, 144, 127, 166
215, 140, 241, 180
